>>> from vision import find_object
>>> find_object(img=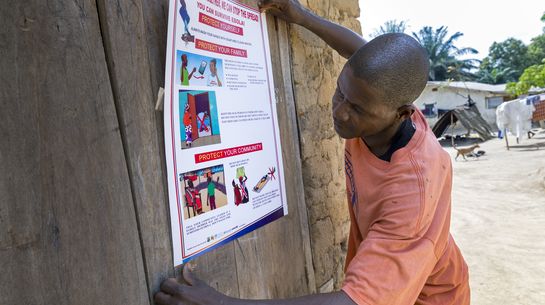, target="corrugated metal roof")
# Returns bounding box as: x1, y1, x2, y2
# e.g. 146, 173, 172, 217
427, 81, 507, 94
